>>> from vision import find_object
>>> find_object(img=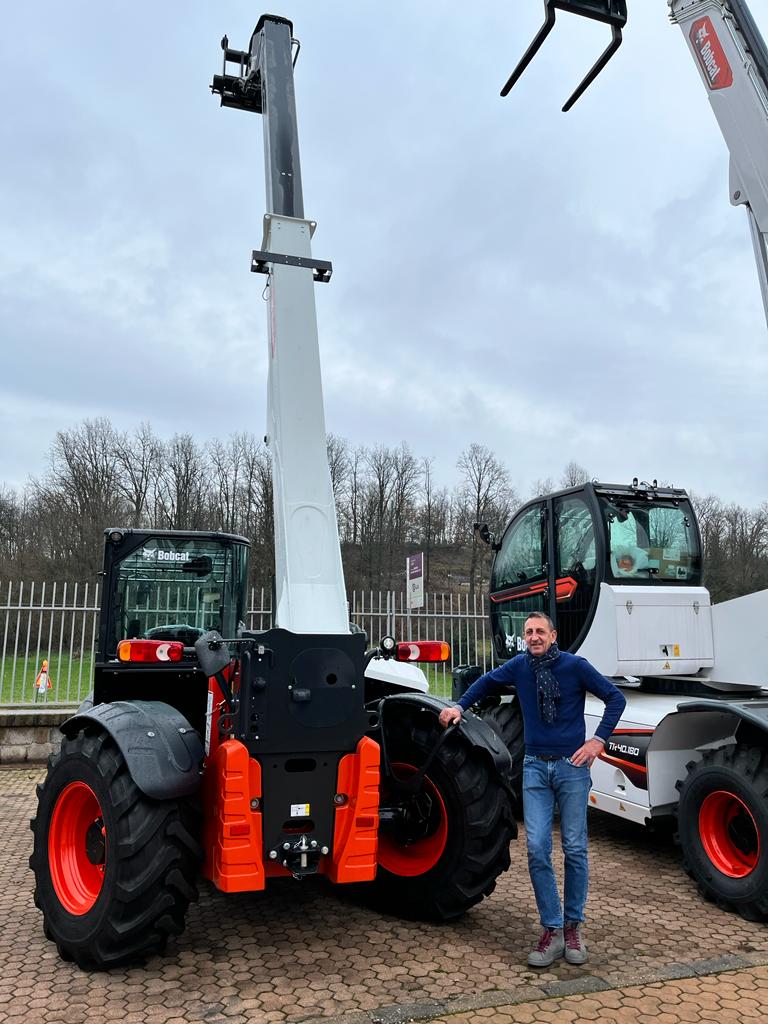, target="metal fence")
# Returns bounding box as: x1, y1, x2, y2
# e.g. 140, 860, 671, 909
0, 581, 492, 706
